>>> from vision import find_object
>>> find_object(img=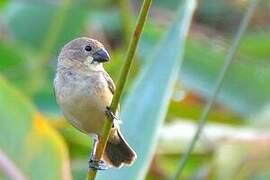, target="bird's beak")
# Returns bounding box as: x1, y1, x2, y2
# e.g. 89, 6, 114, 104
93, 48, 110, 63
